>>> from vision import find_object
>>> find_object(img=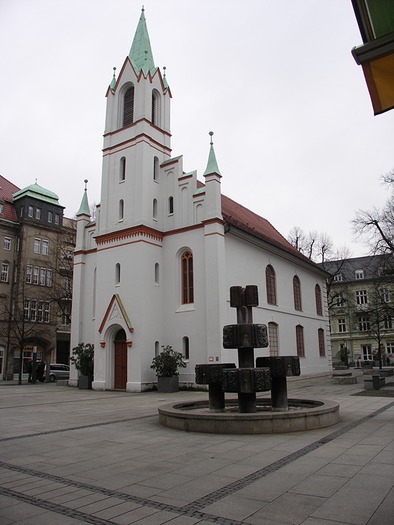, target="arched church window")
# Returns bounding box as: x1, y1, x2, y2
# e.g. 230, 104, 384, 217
152, 90, 160, 126
115, 263, 121, 285
123, 86, 134, 127
120, 157, 126, 181
181, 251, 194, 304
296, 325, 305, 357
154, 263, 159, 285
168, 196, 174, 215
182, 336, 190, 360
293, 275, 302, 311
153, 156, 159, 182
265, 265, 277, 305
119, 200, 124, 221
153, 199, 158, 220
315, 284, 323, 316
